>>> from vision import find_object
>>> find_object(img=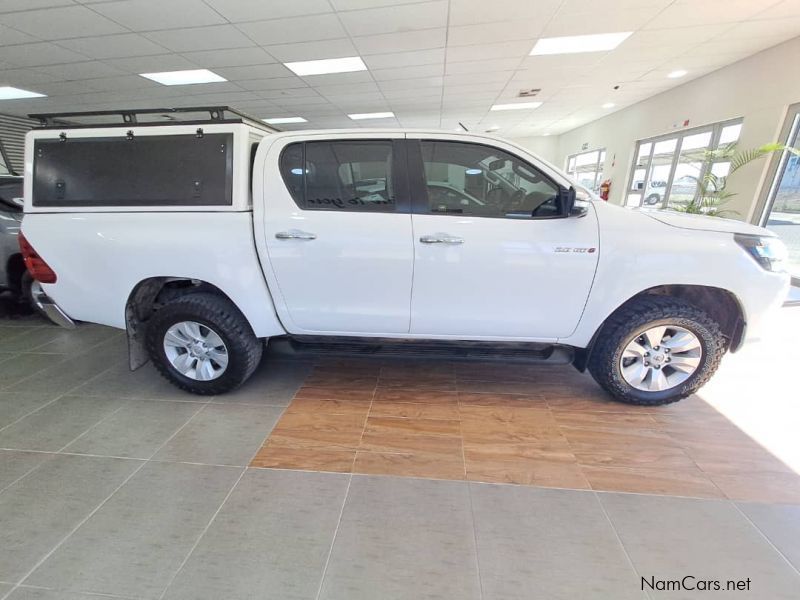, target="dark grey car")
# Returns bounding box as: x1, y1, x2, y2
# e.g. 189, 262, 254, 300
0, 173, 26, 294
